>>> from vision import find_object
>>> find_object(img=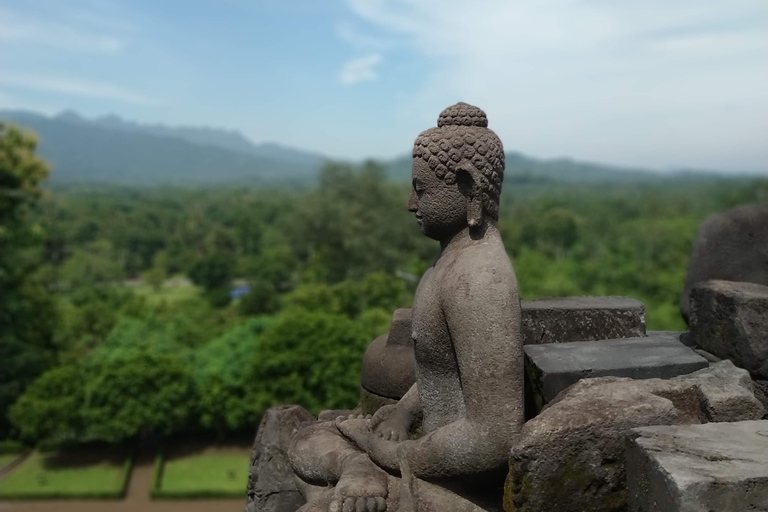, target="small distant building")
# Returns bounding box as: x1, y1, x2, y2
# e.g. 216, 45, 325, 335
230, 284, 251, 300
